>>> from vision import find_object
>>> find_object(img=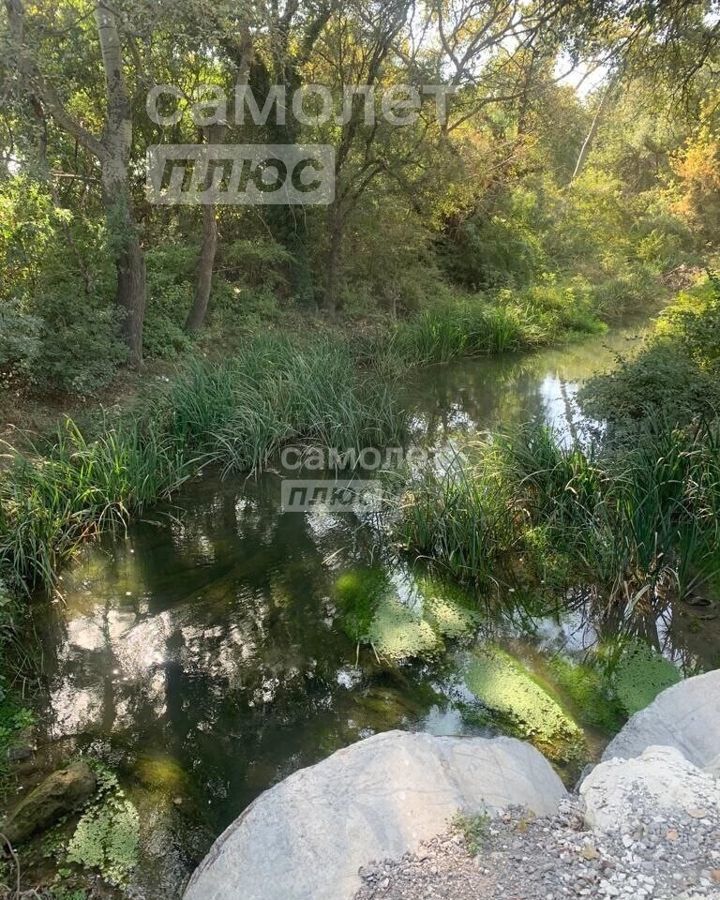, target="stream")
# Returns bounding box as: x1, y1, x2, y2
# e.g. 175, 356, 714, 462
26, 320, 720, 896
